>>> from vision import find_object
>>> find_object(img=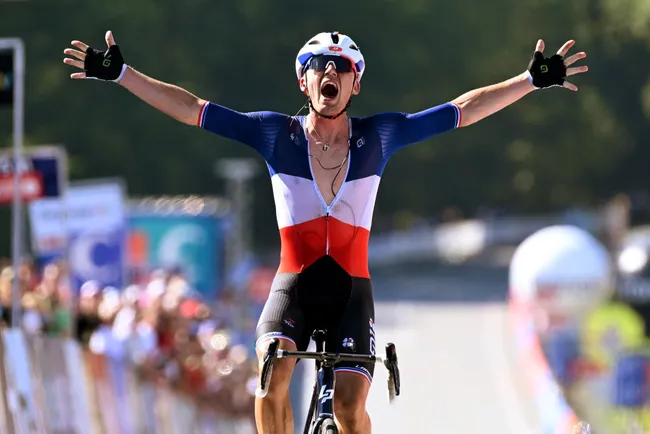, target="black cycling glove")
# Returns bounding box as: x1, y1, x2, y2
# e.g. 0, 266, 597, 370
84, 45, 127, 82
527, 51, 567, 89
